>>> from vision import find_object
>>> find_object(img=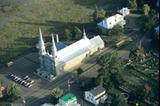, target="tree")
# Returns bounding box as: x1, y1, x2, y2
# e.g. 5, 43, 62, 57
128, 0, 137, 9
51, 88, 63, 99
93, 5, 106, 23
97, 52, 125, 74
6, 83, 20, 98
143, 83, 152, 101
108, 25, 124, 36
73, 26, 82, 40
137, 10, 158, 37
137, 0, 145, 8
129, 44, 145, 61
143, 4, 150, 15
110, 73, 124, 88
96, 52, 125, 89
111, 93, 128, 106
64, 28, 72, 40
